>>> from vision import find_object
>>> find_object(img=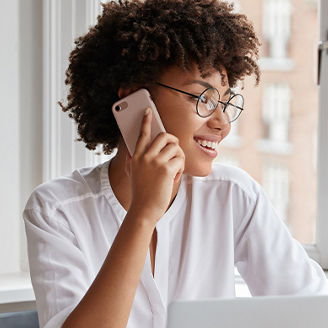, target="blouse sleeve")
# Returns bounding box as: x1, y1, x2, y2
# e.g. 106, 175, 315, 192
23, 207, 94, 328
234, 184, 328, 296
